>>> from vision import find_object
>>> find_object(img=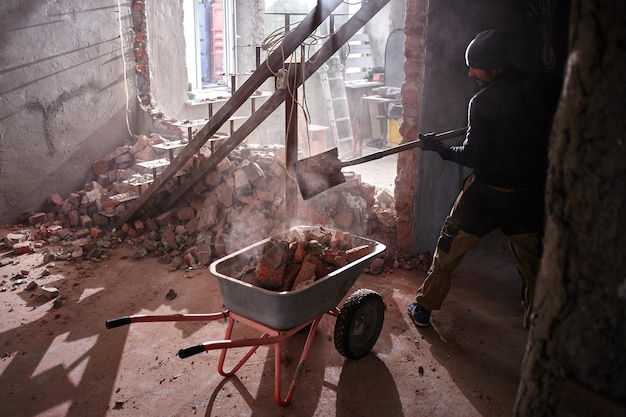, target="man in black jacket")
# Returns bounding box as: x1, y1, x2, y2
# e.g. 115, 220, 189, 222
408, 29, 562, 329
